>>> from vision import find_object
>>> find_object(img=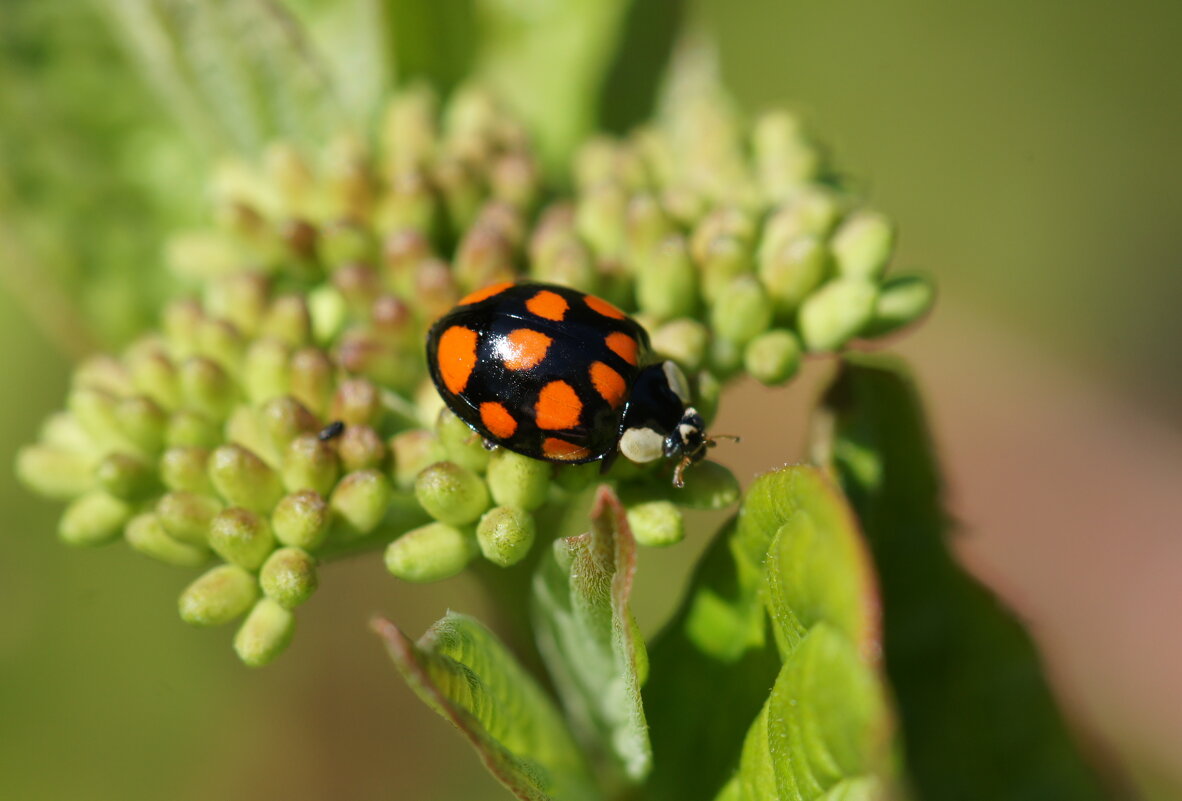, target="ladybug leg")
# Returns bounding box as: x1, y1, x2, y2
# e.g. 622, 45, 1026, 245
599, 446, 620, 474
